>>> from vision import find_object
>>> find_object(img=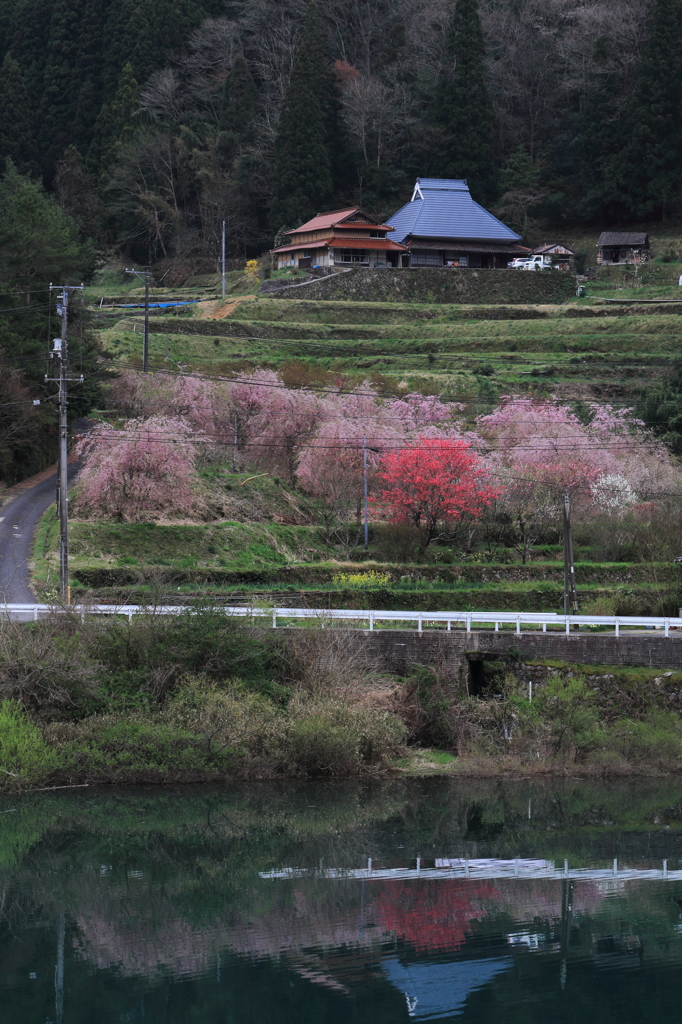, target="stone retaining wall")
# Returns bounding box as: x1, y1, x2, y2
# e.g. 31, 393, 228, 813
279, 628, 682, 673
270, 267, 577, 305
